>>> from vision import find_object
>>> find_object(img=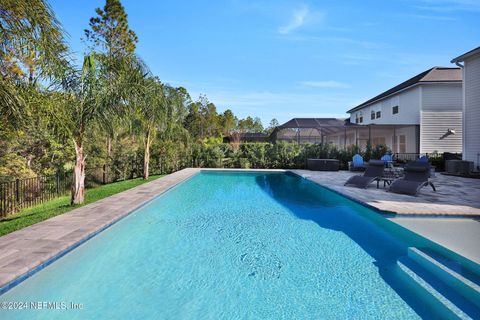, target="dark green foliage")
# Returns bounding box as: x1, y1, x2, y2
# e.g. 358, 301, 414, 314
84, 0, 138, 56
371, 144, 390, 160
364, 141, 372, 161
184, 142, 362, 170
